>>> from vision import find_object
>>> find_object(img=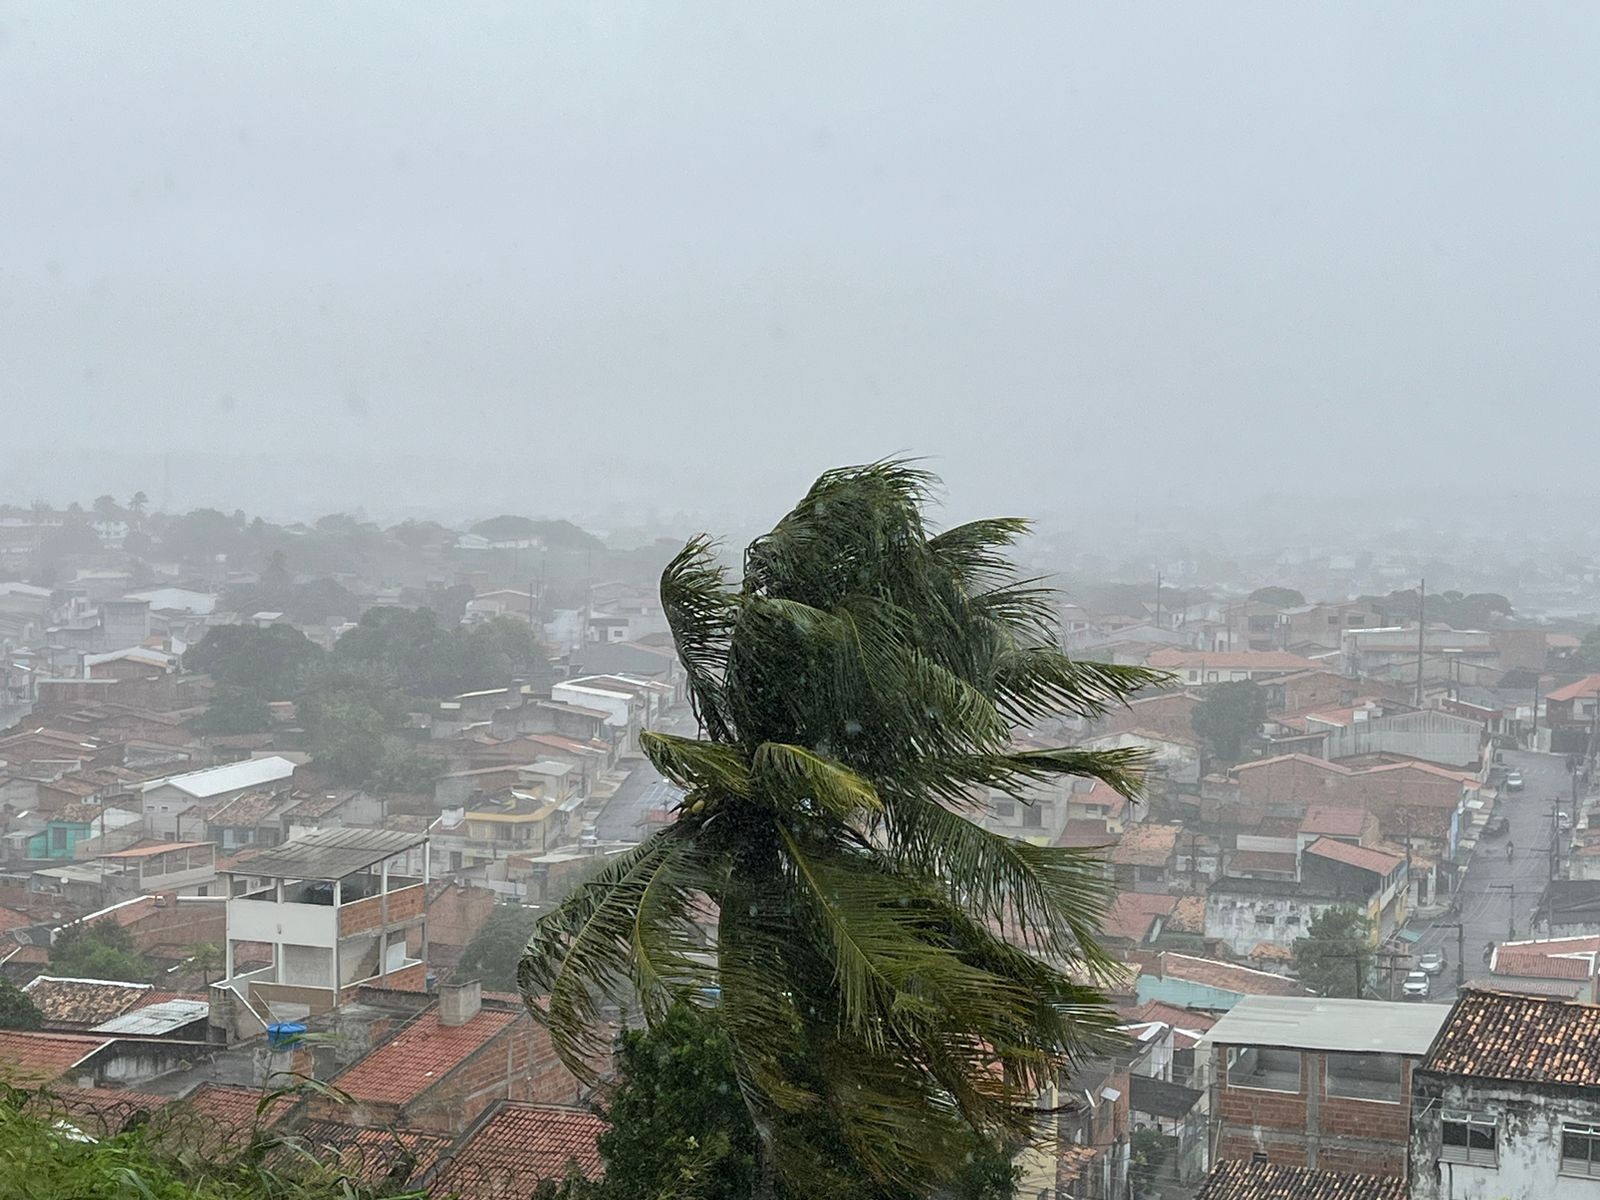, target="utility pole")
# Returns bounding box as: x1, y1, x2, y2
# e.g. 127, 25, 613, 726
1439, 921, 1467, 994
1154, 571, 1162, 629
1415, 578, 1427, 708
1552, 801, 1562, 888
1491, 882, 1518, 941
